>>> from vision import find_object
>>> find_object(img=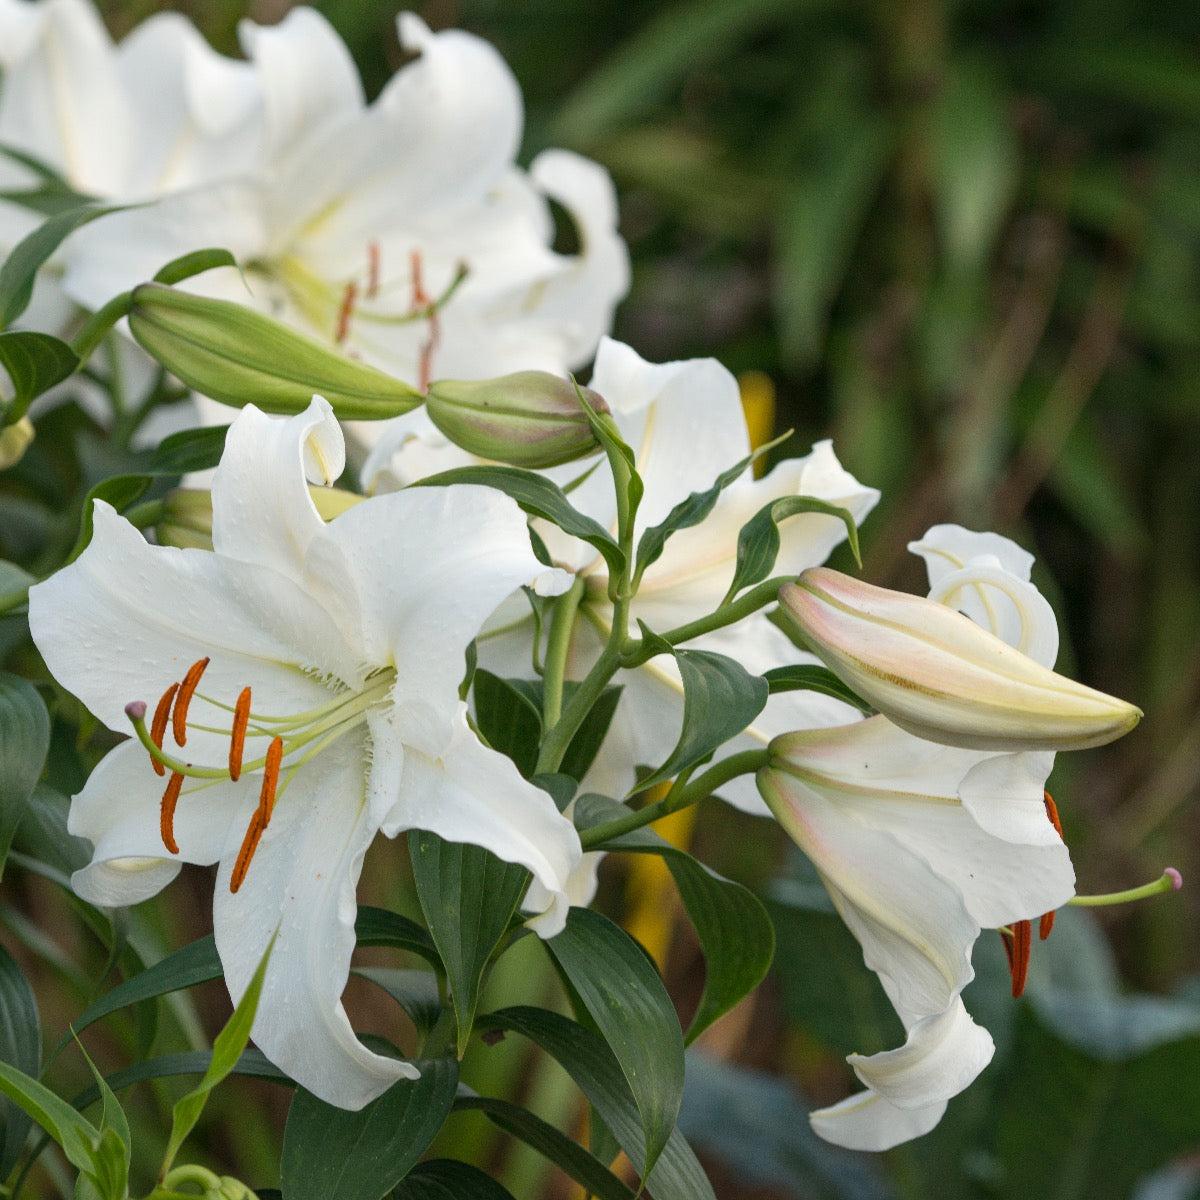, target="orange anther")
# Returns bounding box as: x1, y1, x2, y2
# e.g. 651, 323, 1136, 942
160, 771, 184, 854
172, 657, 210, 747
1039, 909, 1056, 940
366, 240, 381, 298
335, 280, 358, 345
230, 736, 284, 894
409, 249, 438, 392
149, 682, 179, 777
1002, 919, 1032, 997
229, 686, 252, 782
1043, 791, 1063, 838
